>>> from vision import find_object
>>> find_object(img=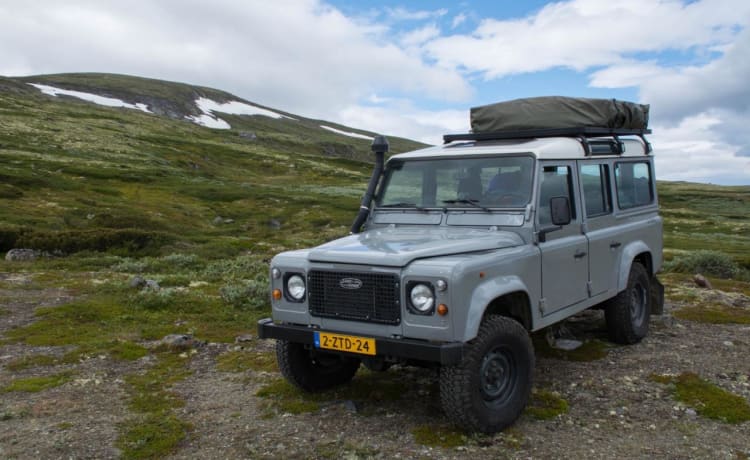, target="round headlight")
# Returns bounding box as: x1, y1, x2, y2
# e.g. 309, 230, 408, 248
286, 275, 306, 300
410, 283, 435, 313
